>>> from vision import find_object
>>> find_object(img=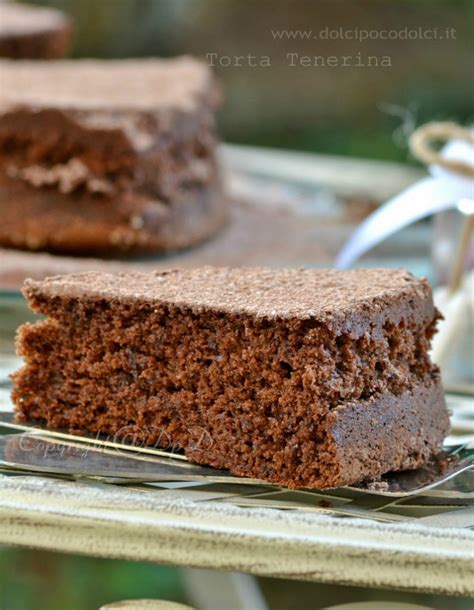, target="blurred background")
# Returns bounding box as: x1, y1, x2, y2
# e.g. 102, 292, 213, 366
13, 0, 474, 162
1, 1, 473, 609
